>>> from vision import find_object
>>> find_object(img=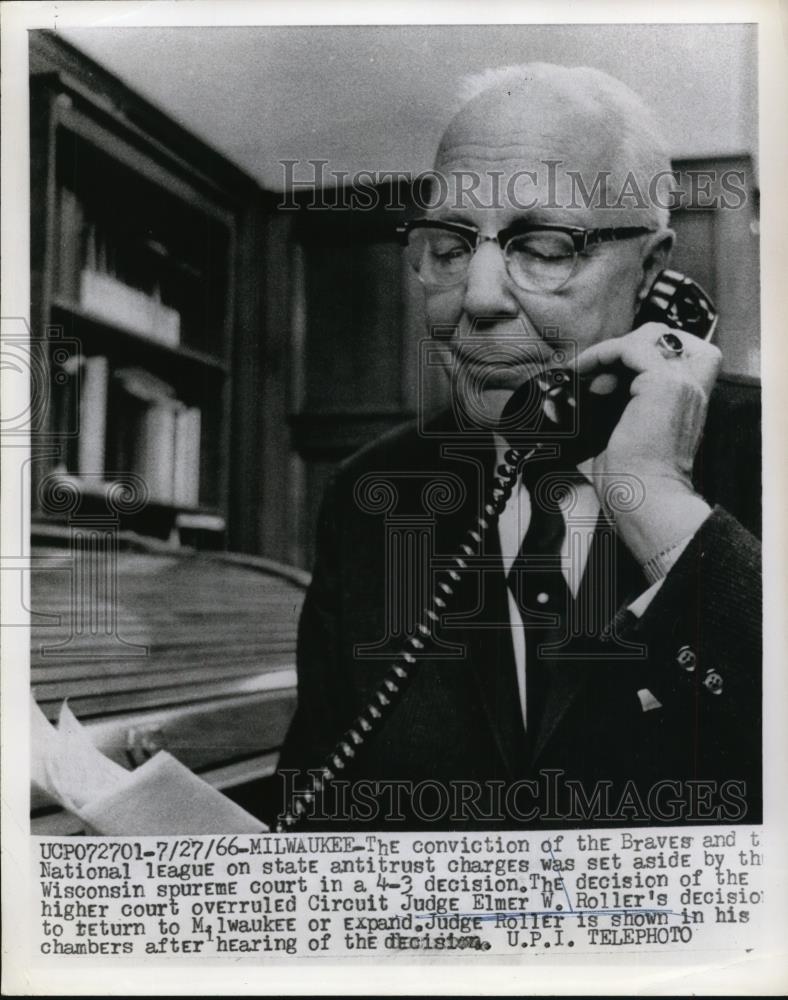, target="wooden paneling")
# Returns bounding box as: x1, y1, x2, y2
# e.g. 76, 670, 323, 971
671, 156, 760, 377
277, 194, 419, 568
302, 239, 404, 412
